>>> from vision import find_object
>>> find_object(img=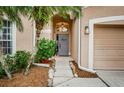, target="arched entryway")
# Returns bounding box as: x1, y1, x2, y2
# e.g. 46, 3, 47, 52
52, 15, 72, 56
